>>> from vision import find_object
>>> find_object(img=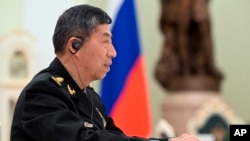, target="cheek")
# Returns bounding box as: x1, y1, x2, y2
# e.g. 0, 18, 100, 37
88, 54, 103, 70
85, 47, 107, 68
92, 49, 106, 61
87, 51, 100, 63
